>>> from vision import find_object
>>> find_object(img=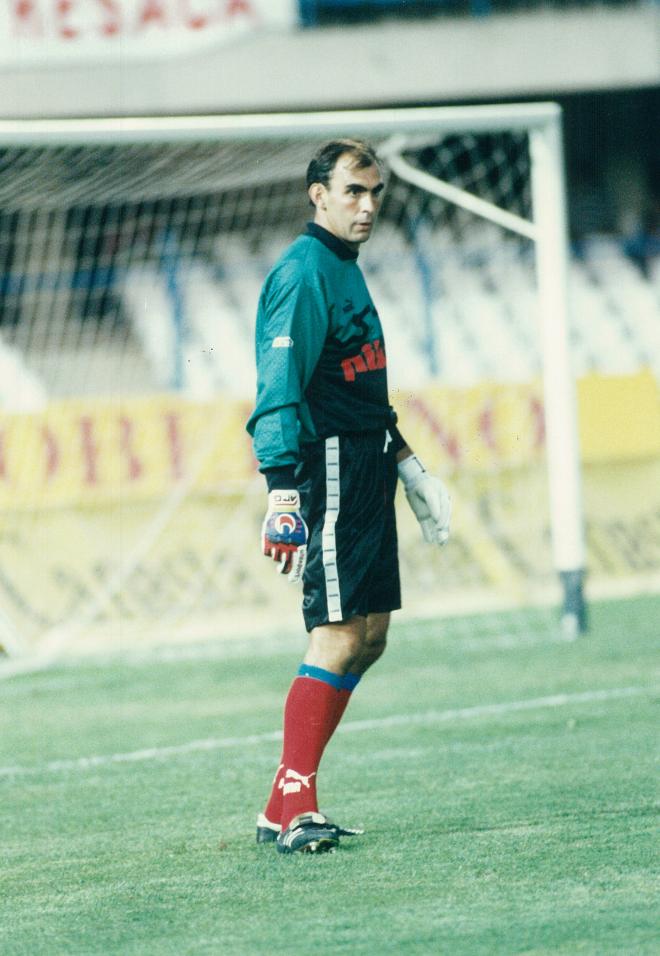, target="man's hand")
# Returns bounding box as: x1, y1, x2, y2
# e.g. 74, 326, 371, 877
261, 490, 308, 583
398, 454, 451, 546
